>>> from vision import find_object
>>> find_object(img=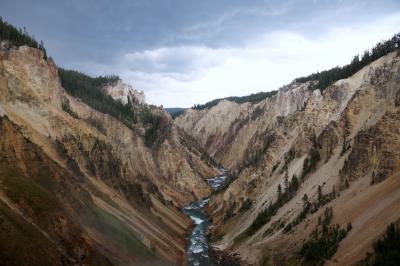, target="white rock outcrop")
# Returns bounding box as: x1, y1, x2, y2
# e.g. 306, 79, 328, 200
104, 80, 145, 104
